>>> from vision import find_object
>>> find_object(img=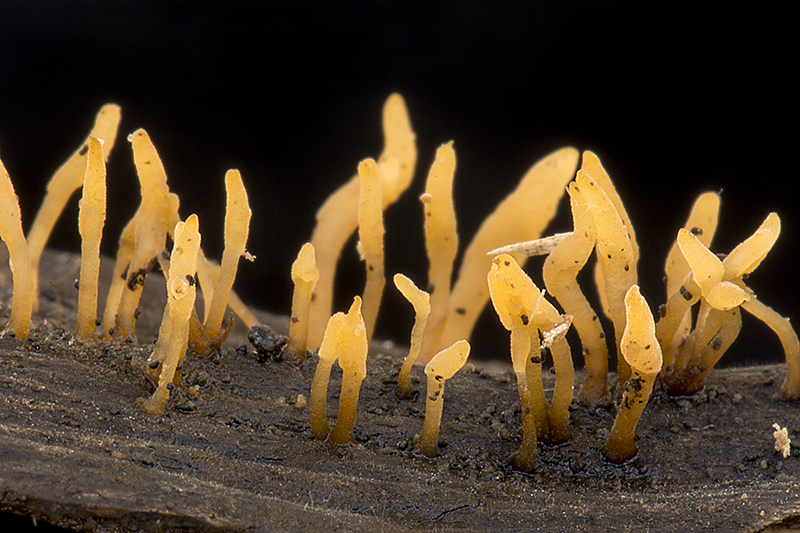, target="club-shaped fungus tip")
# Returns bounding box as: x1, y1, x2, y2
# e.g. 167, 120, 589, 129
284, 242, 319, 364
602, 285, 662, 463
74, 137, 107, 341
394, 273, 431, 399
419, 339, 470, 457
